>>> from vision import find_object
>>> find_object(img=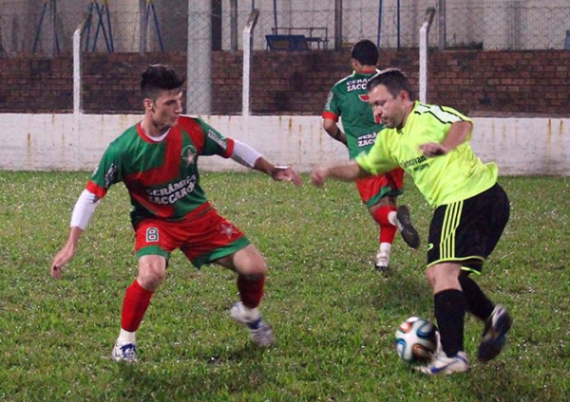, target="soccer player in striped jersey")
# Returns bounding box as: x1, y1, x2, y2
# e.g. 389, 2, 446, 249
311, 68, 512, 375
322, 39, 419, 275
50, 64, 301, 362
